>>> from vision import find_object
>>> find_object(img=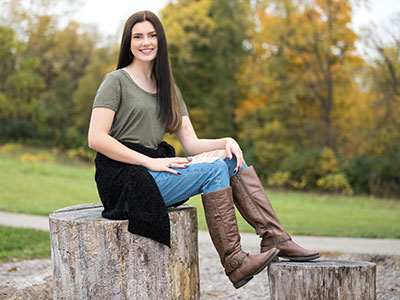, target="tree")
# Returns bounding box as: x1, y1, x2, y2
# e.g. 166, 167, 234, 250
0, 25, 47, 138
0, 25, 18, 90
161, 0, 252, 138
238, 0, 362, 151
73, 46, 119, 132
361, 15, 400, 156
0, 0, 100, 142
32, 21, 96, 133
